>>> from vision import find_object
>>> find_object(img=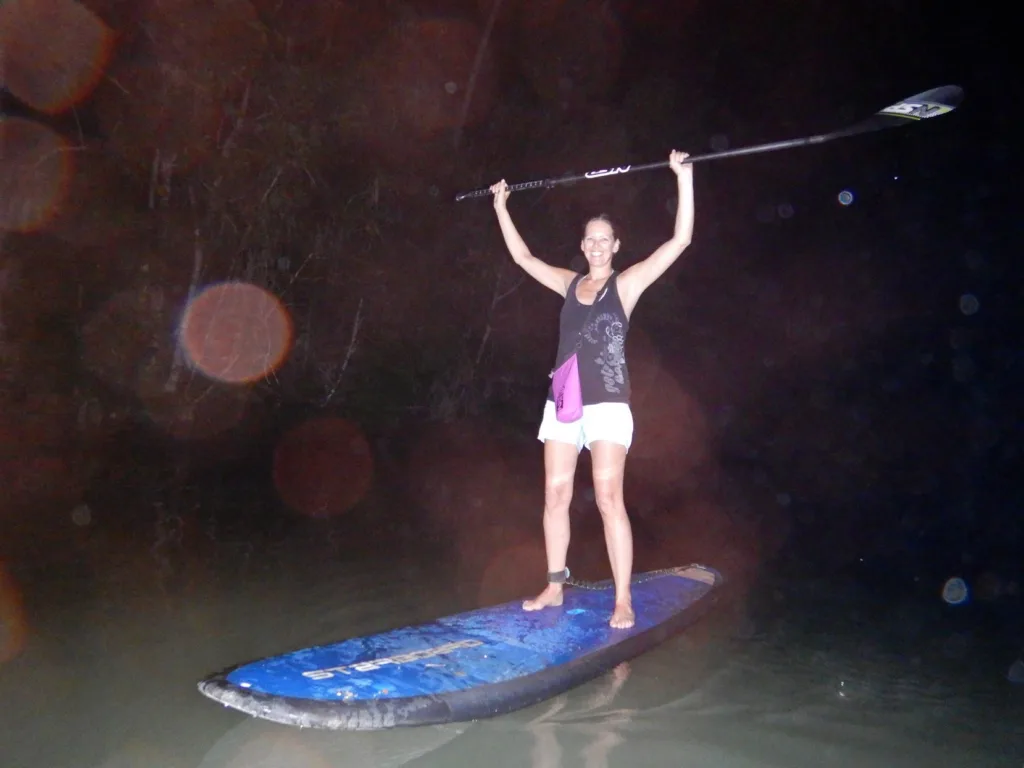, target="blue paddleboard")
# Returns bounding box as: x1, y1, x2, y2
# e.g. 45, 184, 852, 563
197, 564, 722, 730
